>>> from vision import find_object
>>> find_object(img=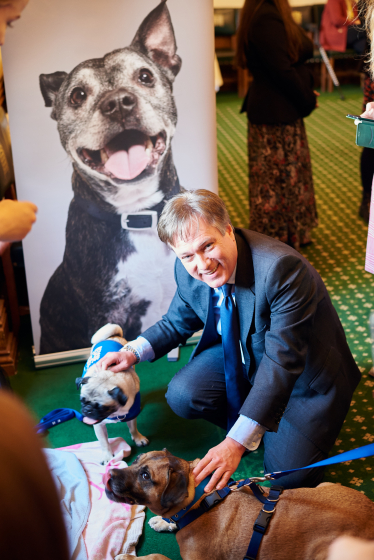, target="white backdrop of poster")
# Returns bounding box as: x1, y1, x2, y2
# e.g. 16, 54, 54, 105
2, 0, 217, 360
